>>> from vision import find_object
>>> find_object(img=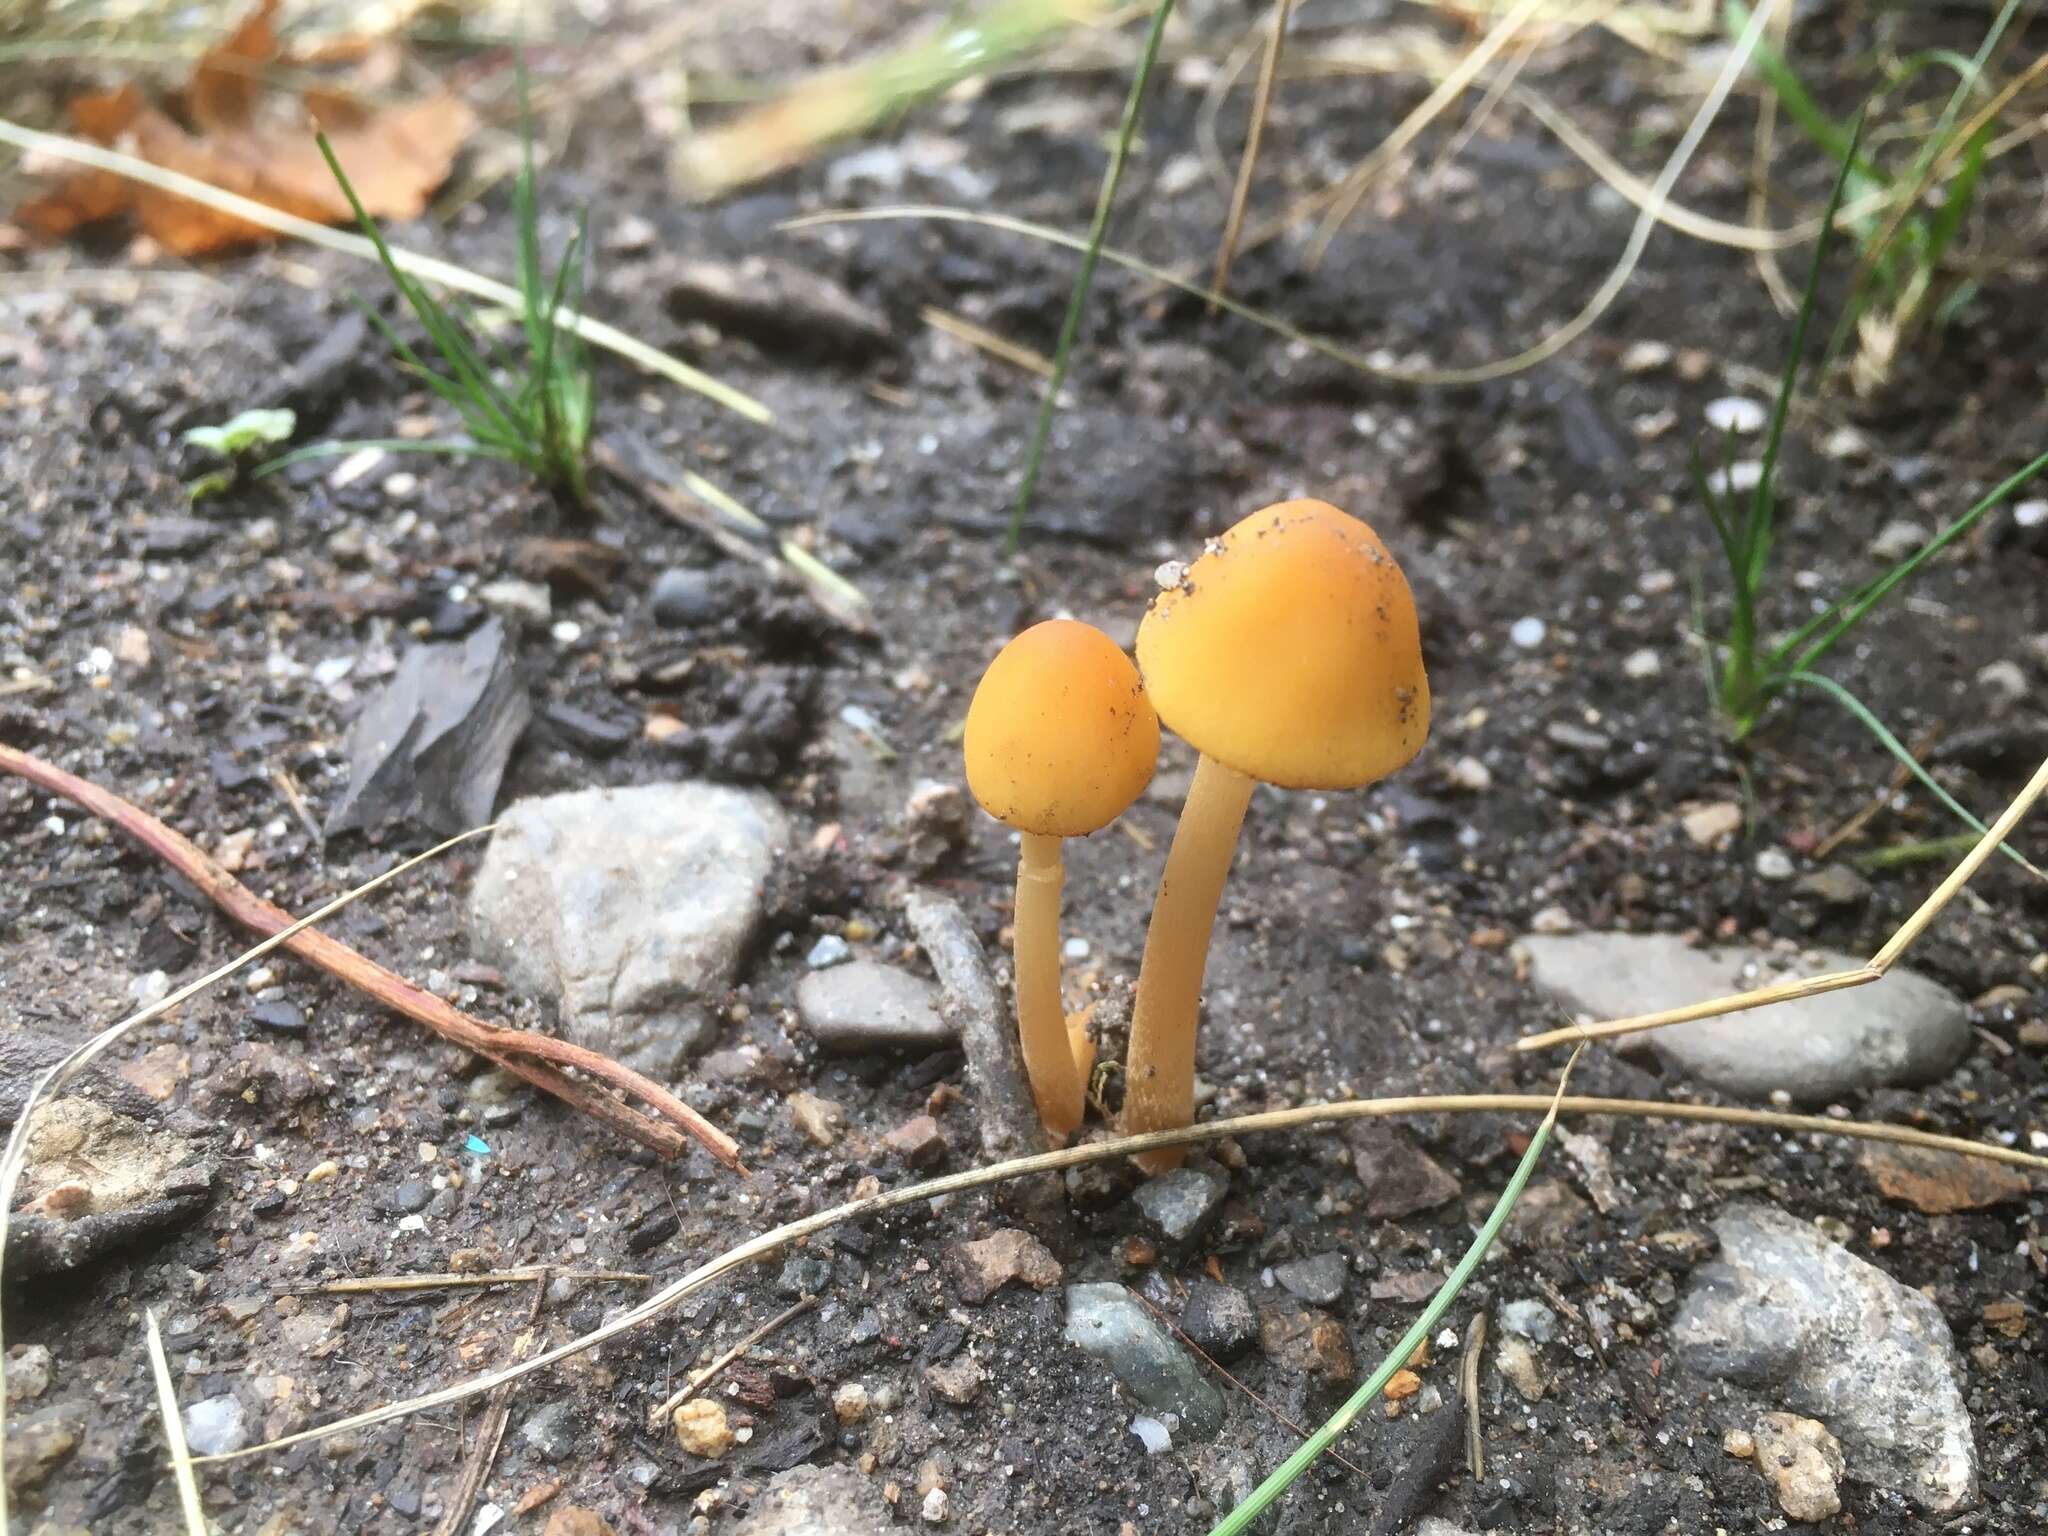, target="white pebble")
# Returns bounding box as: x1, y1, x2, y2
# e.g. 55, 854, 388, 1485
1704, 397, 1766, 435
1755, 848, 1796, 881
1062, 937, 1090, 961
2014, 499, 2047, 530
550, 620, 582, 645
1129, 1415, 1172, 1455
1623, 648, 1662, 680
1707, 461, 1764, 495
1508, 616, 1547, 650
921, 1487, 949, 1523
